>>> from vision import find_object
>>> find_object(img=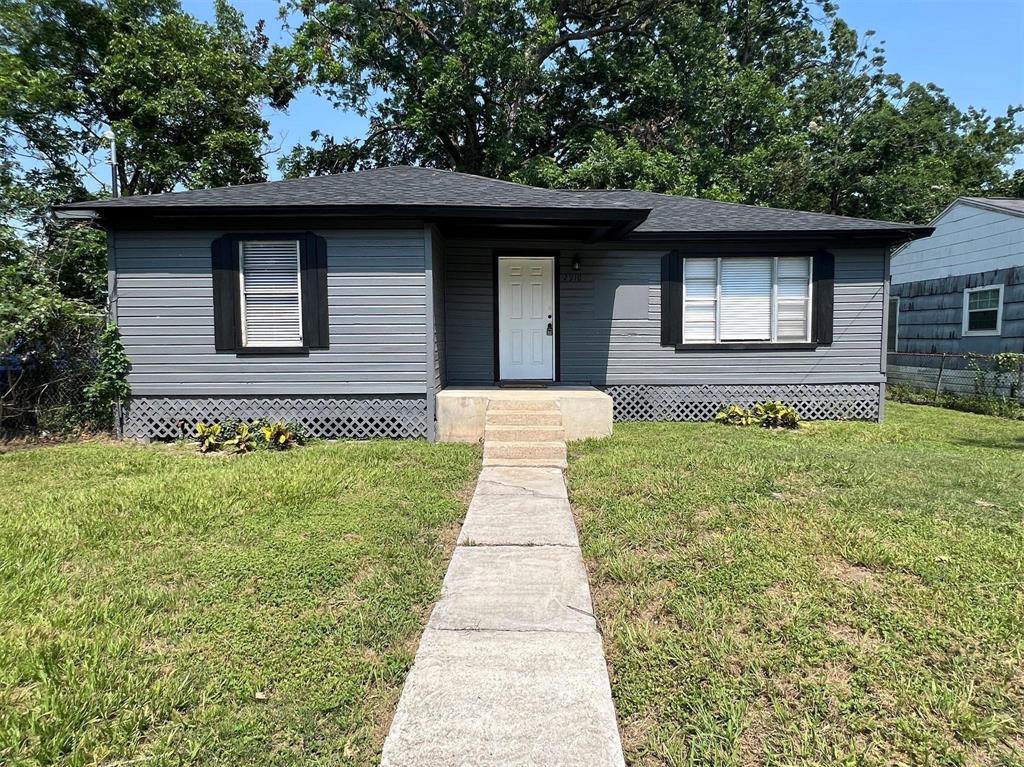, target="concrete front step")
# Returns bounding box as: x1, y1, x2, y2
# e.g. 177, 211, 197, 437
486, 398, 563, 412
484, 425, 566, 443
485, 409, 563, 426
483, 456, 568, 469
484, 440, 567, 461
